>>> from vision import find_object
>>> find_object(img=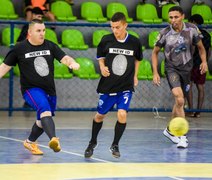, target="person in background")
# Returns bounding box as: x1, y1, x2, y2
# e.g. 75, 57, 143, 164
157, 0, 180, 7
0, 19, 80, 155
186, 14, 211, 118
140, 0, 180, 7
24, 0, 55, 23
18, 7, 44, 42
193, 0, 204, 4
152, 6, 208, 148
